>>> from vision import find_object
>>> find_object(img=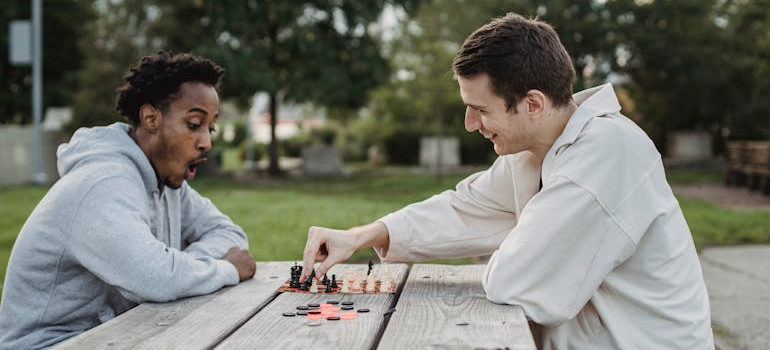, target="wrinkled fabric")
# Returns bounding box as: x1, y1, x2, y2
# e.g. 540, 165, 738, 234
377, 85, 713, 349
0, 123, 247, 350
